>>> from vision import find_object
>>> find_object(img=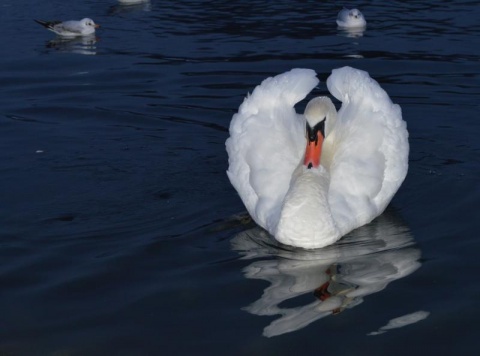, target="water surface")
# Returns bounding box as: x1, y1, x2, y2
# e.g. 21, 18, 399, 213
0, 0, 479, 355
